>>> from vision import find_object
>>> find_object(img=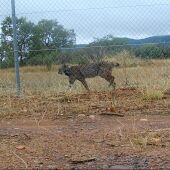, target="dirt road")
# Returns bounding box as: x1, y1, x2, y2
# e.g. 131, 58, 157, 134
0, 88, 170, 169
0, 114, 170, 169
